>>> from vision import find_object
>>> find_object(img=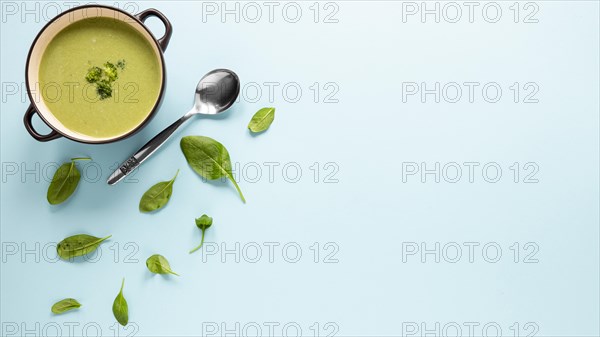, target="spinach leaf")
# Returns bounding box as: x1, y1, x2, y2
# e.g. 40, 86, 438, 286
189, 214, 213, 254
57, 234, 111, 260
47, 157, 91, 205
180, 136, 245, 202
112, 278, 128, 326
248, 107, 275, 133
51, 298, 81, 314
146, 254, 179, 276
139, 170, 179, 213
